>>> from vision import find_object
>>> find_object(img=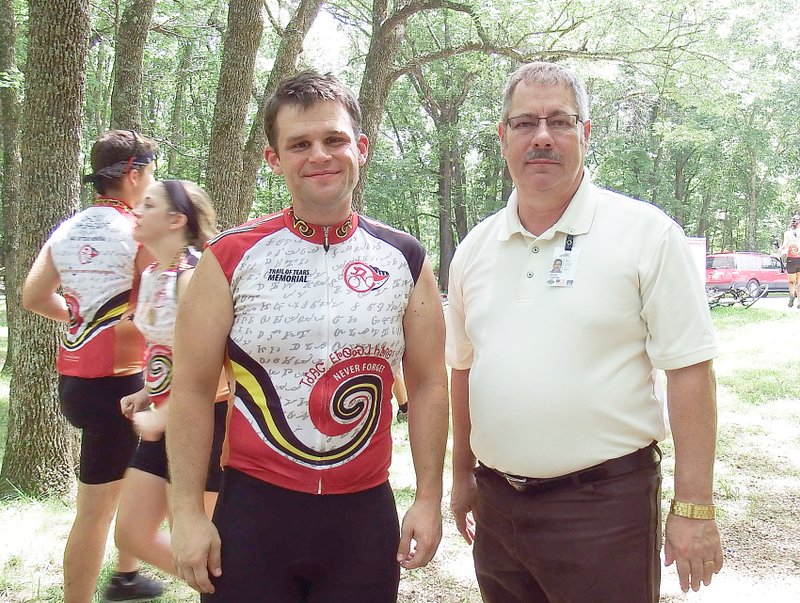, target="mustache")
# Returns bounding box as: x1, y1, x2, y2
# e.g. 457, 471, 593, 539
523, 150, 562, 162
